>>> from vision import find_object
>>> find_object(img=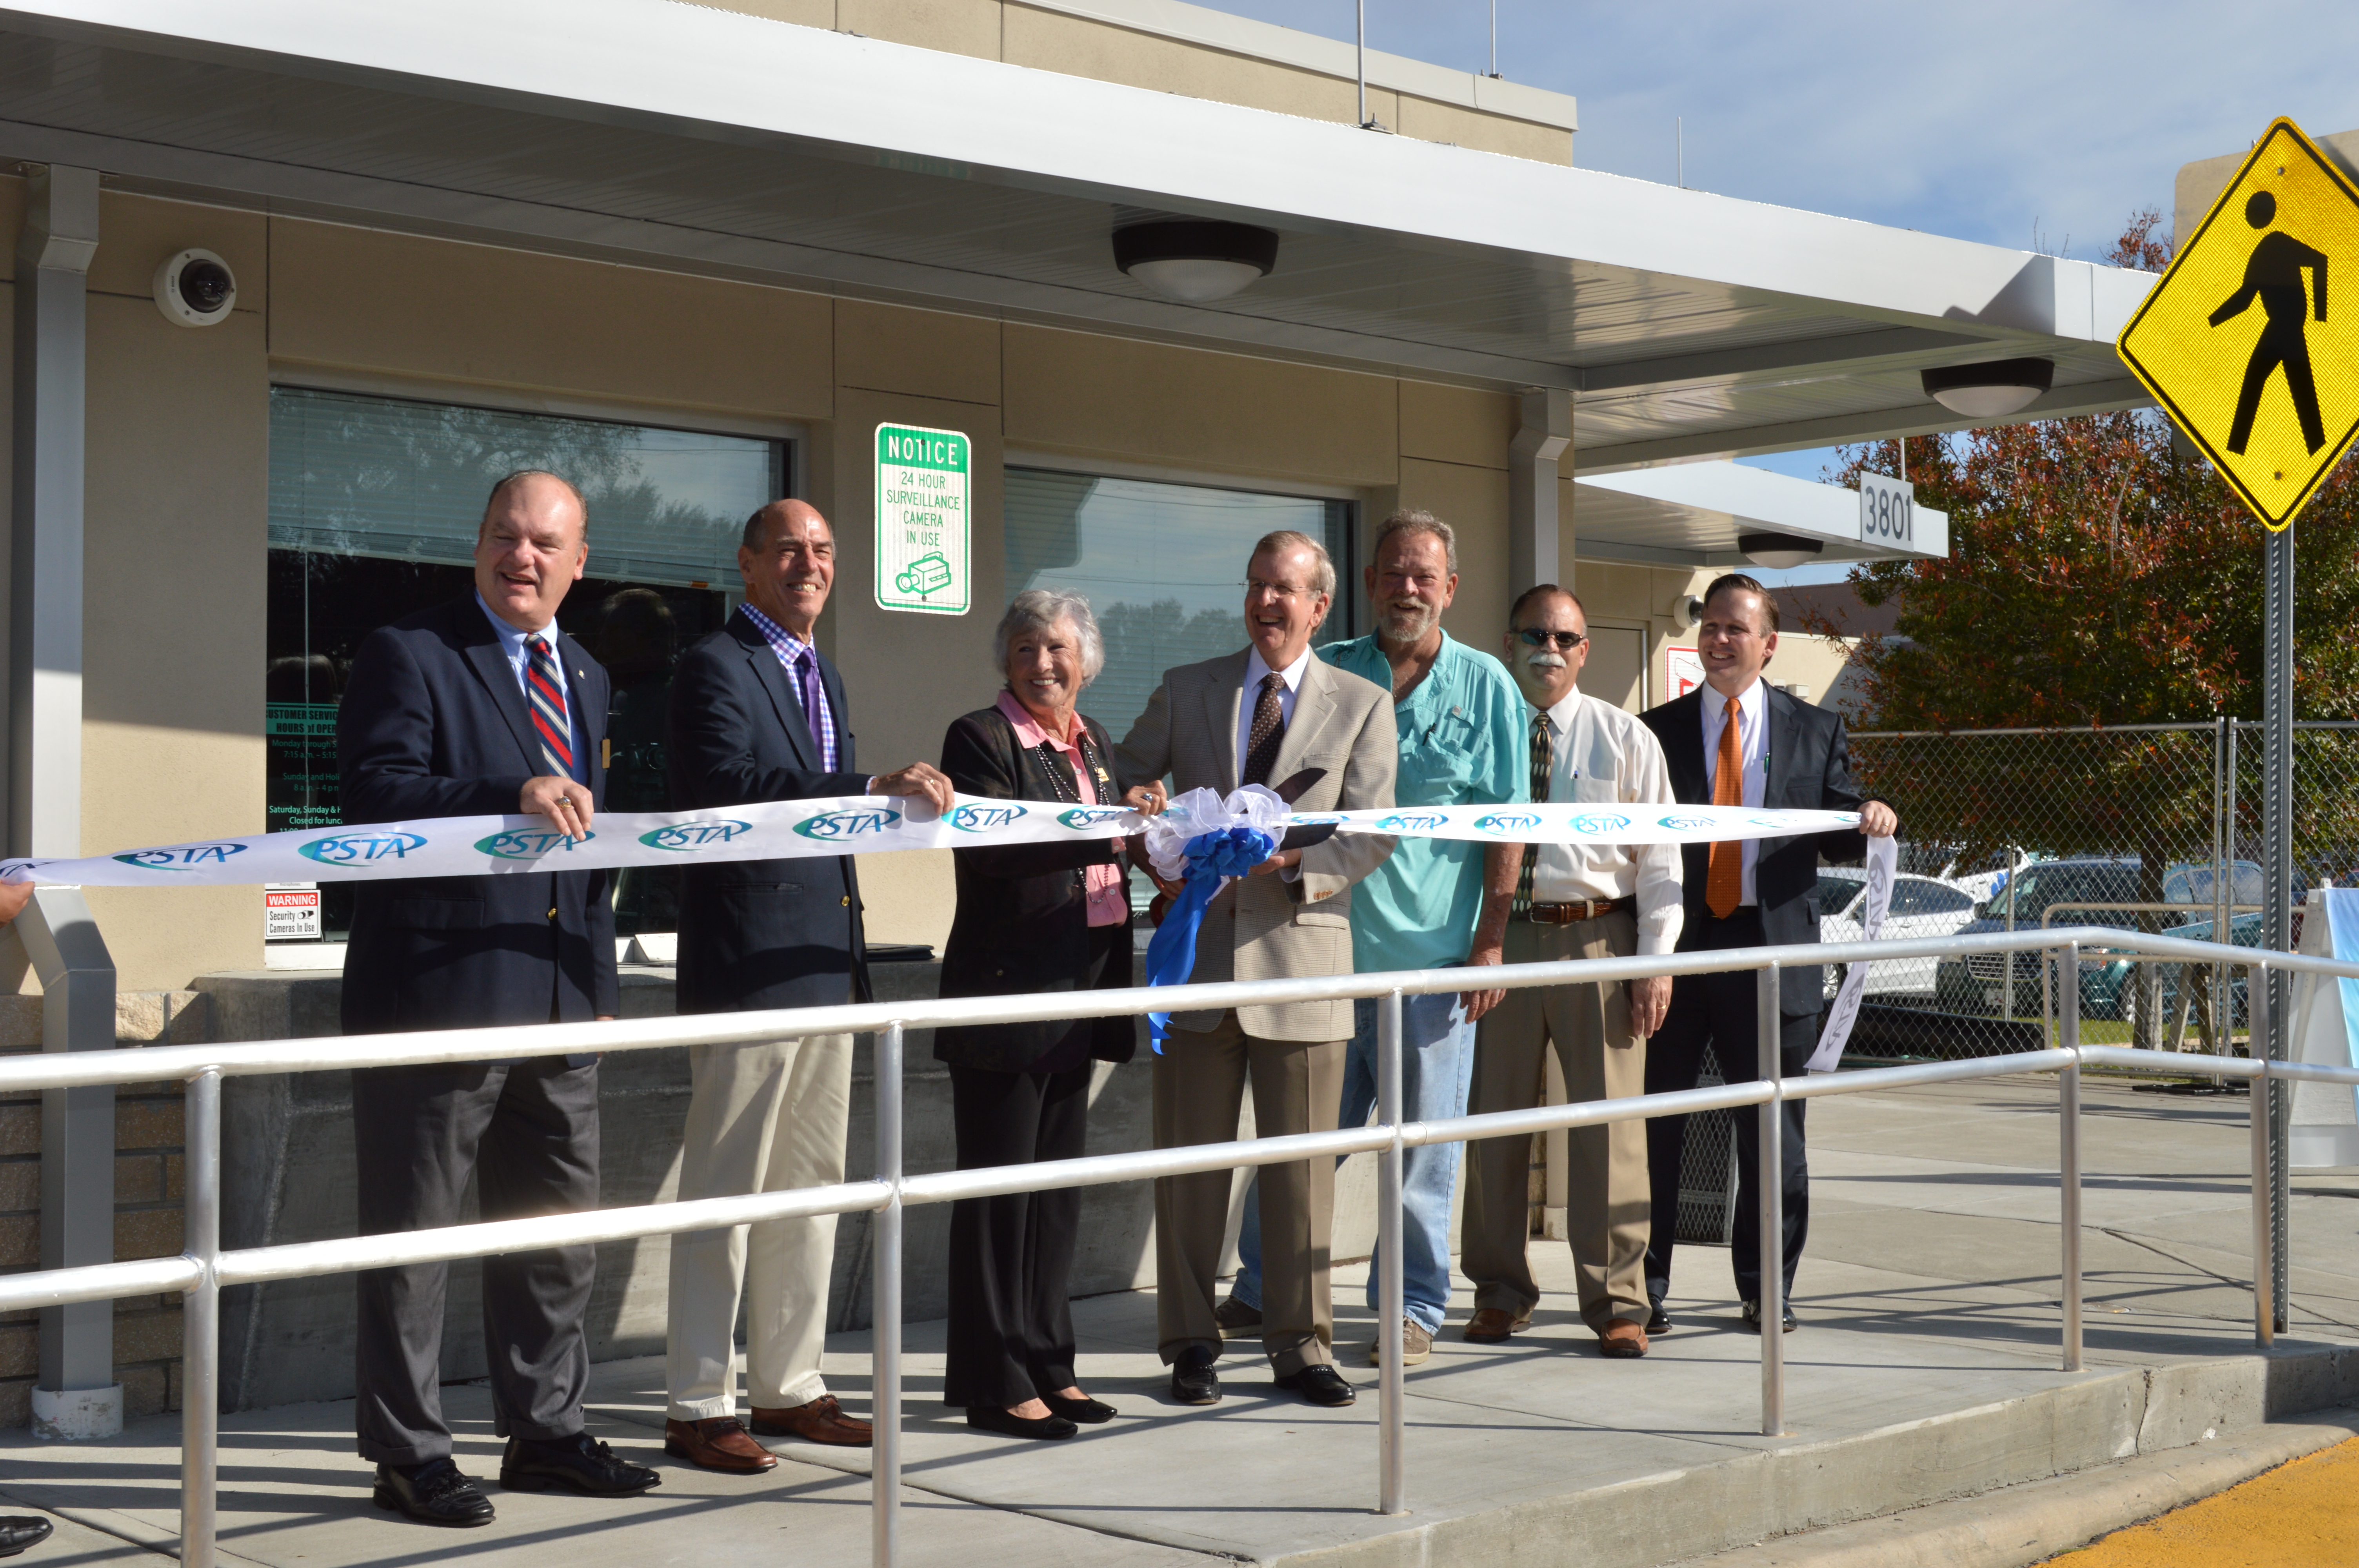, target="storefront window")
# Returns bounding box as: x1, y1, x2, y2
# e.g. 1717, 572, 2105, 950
1004, 468, 1353, 920
267, 387, 782, 940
